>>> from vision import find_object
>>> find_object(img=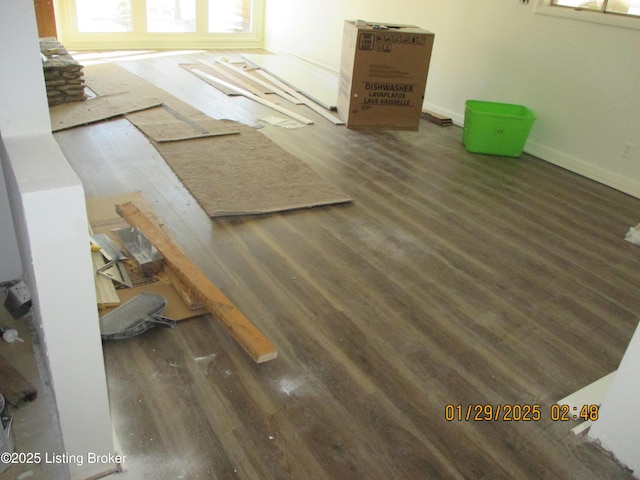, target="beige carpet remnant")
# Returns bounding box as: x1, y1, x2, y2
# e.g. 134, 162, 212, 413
156, 125, 352, 217
80, 62, 352, 217
125, 104, 240, 142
